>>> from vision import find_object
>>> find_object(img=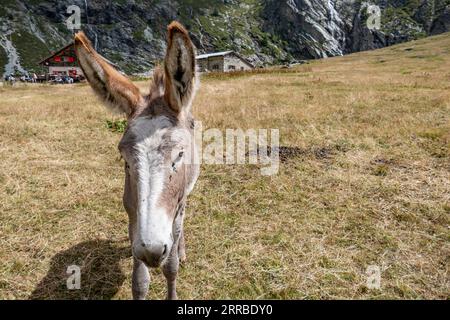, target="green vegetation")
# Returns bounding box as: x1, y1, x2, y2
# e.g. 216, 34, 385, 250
0, 47, 7, 74
106, 119, 127, 133
133, 30, 145, 42
11, 29, 51, 73
382, 6, 427, 38
178, 0, 288, 63
0, 0, 448, 75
